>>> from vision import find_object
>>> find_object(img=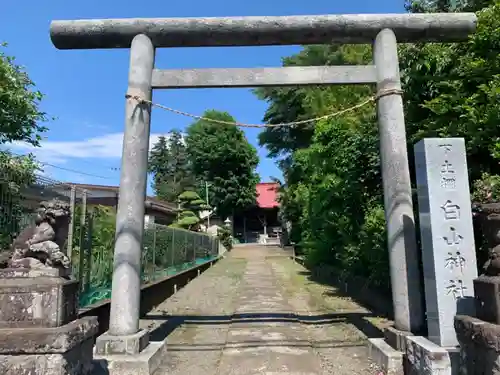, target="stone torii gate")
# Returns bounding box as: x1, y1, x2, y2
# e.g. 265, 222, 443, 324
50, 13, 476, 373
